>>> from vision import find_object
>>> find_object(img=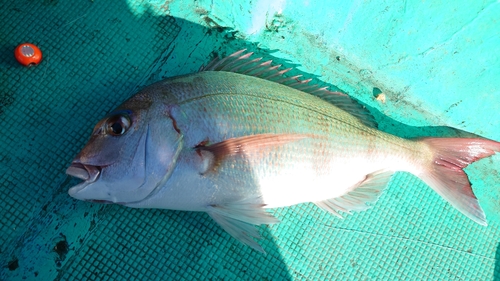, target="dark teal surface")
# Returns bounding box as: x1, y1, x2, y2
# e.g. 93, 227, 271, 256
1, 1, 500, 280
